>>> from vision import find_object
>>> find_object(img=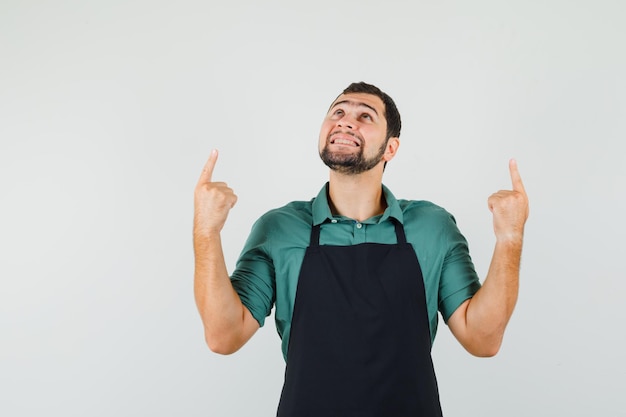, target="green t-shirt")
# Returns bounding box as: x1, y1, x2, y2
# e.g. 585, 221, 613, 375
231, 184, 481, 361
